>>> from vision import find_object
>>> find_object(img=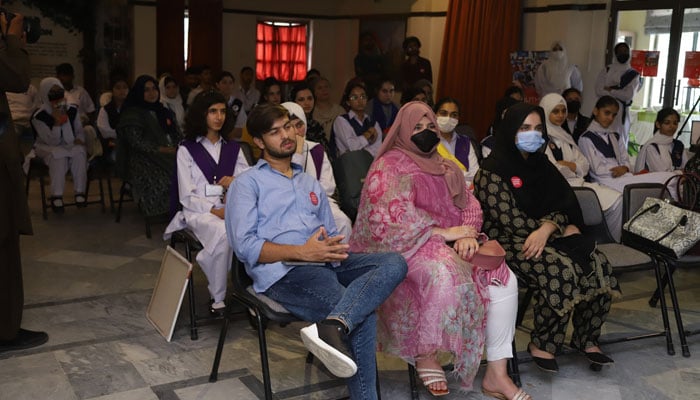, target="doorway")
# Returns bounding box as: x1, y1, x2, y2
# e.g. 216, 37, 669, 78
610, 1, 700, 147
